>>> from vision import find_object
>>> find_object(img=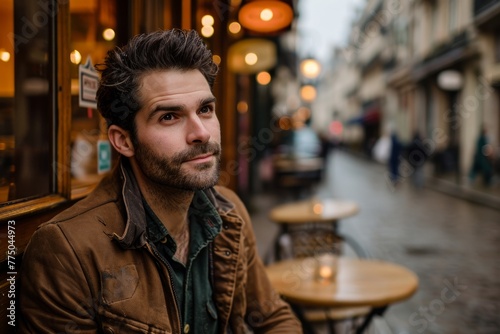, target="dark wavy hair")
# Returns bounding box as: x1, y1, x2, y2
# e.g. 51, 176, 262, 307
96, 29, 218, 139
